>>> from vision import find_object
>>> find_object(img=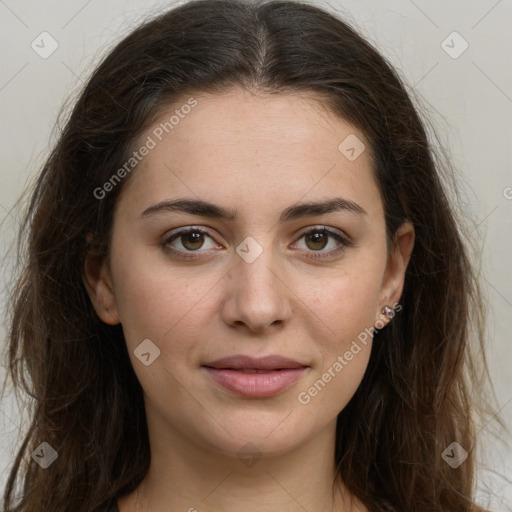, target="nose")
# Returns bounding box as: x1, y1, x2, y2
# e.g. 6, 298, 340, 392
220, 240, 293, 335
